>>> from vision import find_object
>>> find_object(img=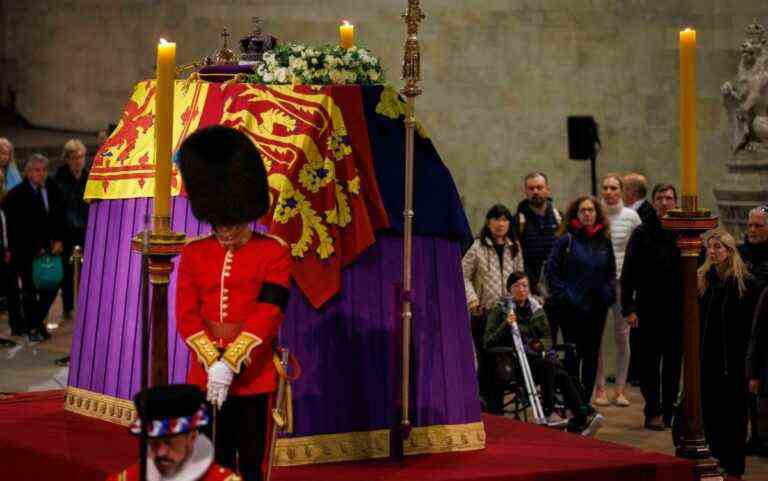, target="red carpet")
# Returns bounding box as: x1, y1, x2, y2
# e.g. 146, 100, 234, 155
0, 390, 694, 481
